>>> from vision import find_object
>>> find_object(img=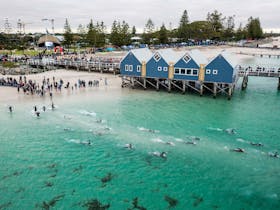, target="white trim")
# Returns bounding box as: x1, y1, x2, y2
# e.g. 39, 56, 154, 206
125, 65, 129, 71
183, 55, 191, 63
137, 65, 141, 72
153, 53, 161, 62
158, 66, 162, 71
213, 69, 218, 75
206, 69, 211, 74
129, 65, 133, 72
163, 67, 168, 71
